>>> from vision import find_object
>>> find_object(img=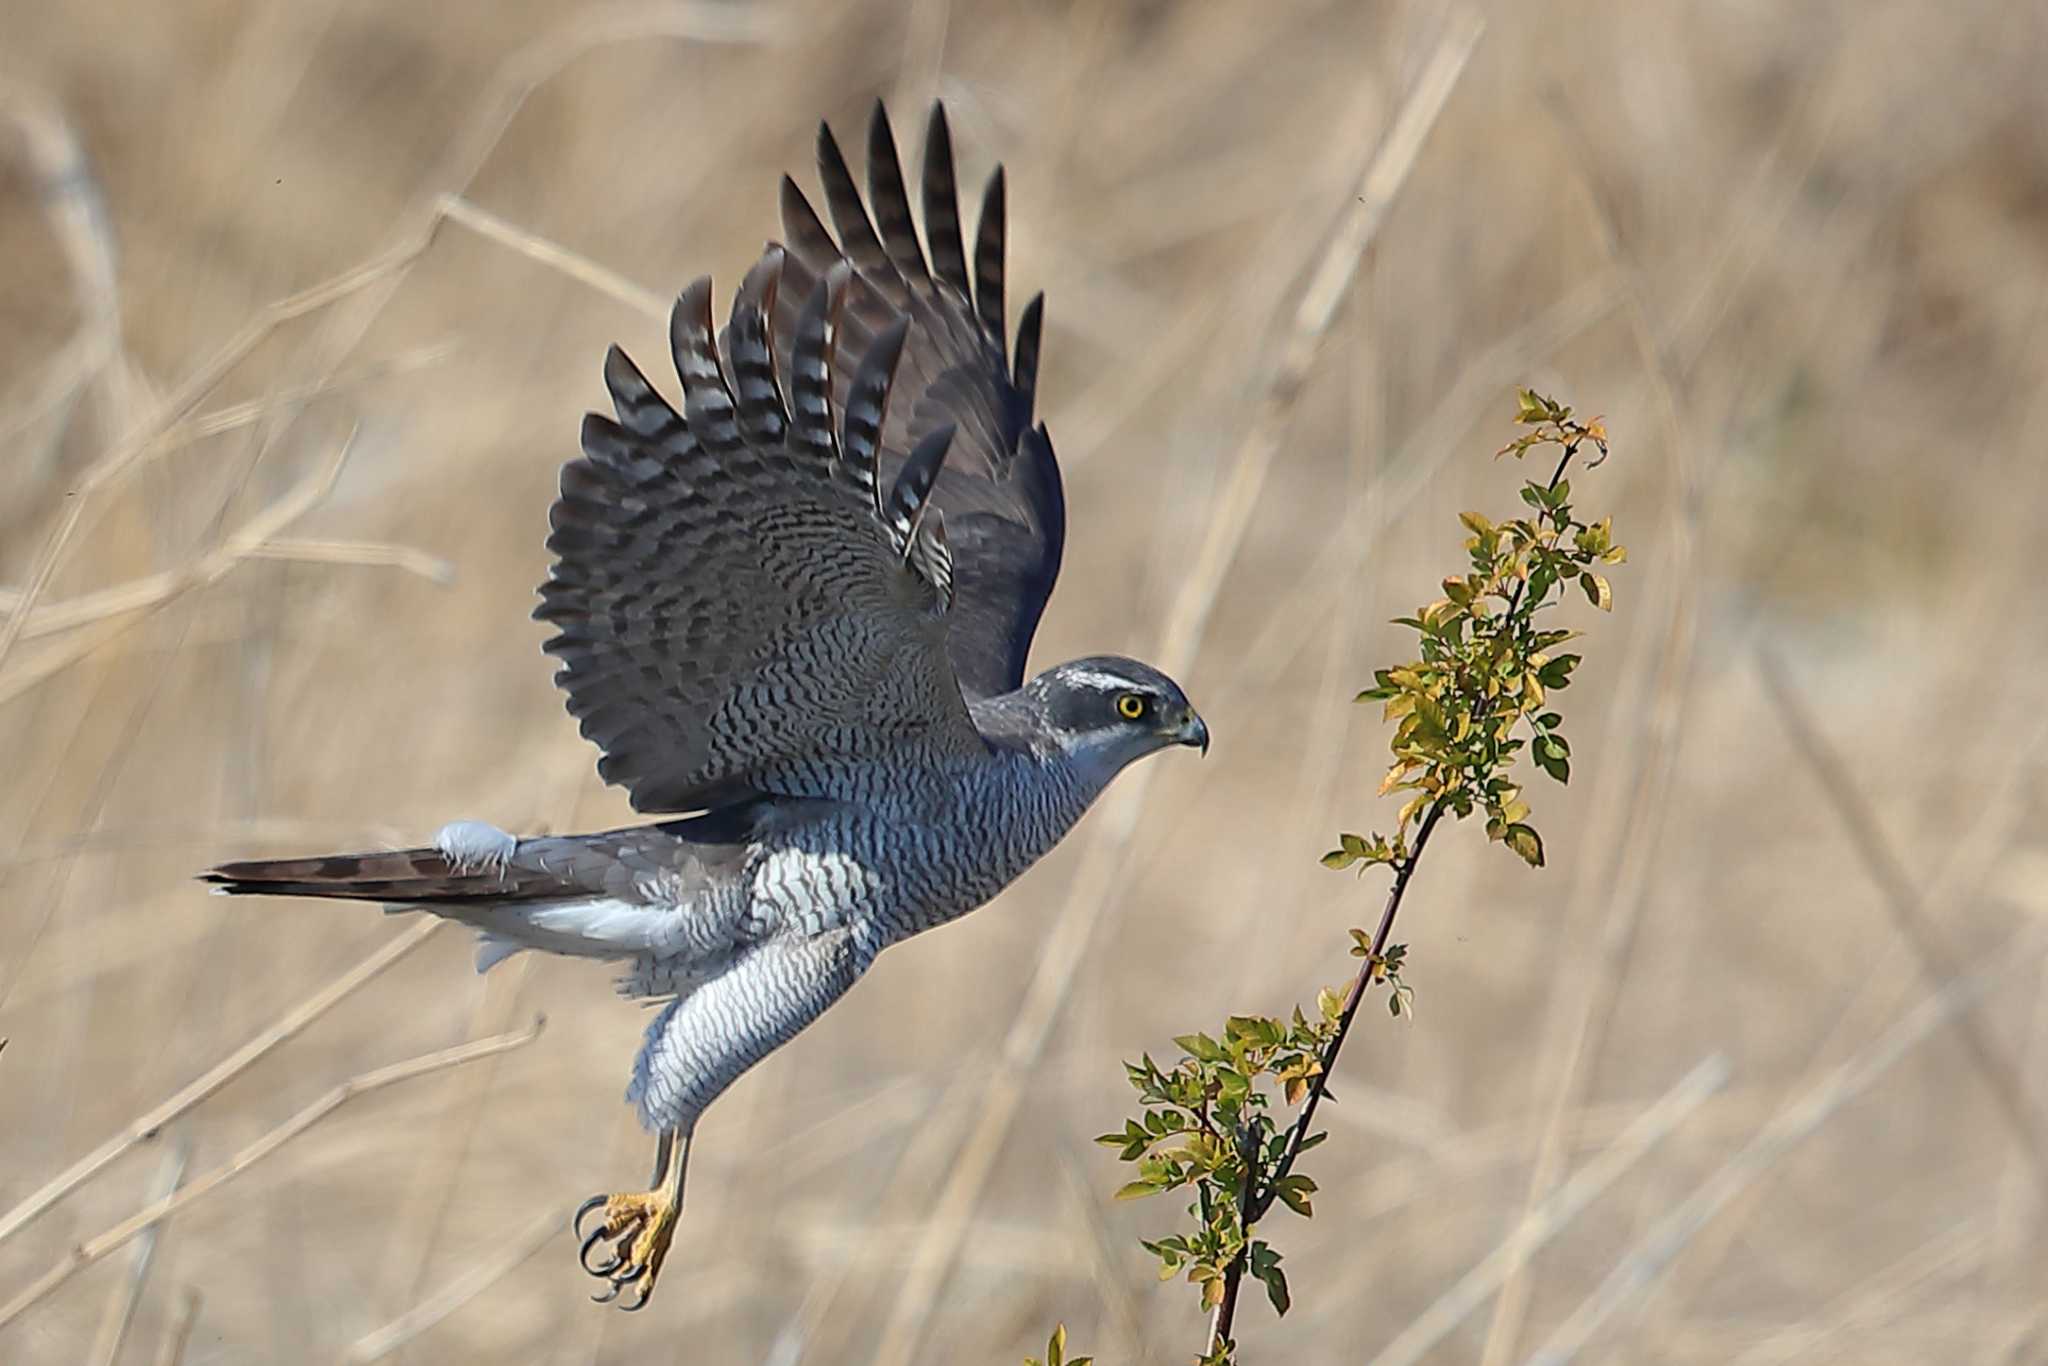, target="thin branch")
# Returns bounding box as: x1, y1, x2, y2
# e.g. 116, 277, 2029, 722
0, 423, 362, 705
241, 537, 456, 586
146, 344, 454, 455
1208, 432, 1576, 1354
1155, 6, 1483, 672
1726, 1217, 1985, 1366
0, 347, 457, 636
1367, 1055, 1728, 1366
0, 459, 453, 646
0, 919, 441, 1250
1519, 925, 2048, 1366
86, 1140, 189, 1366
1054, 1137, 1155, 1366
150, 1288, 201, 1366
0, 1017, 544, 1331
0, 84, 136, 459
2, 817, 413, 871
434, 193, 667, 321
1757, 645, 2048, 1179
0, 2, 774, 685
343, 1207, 560, 1363
0, 229, 438, 676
